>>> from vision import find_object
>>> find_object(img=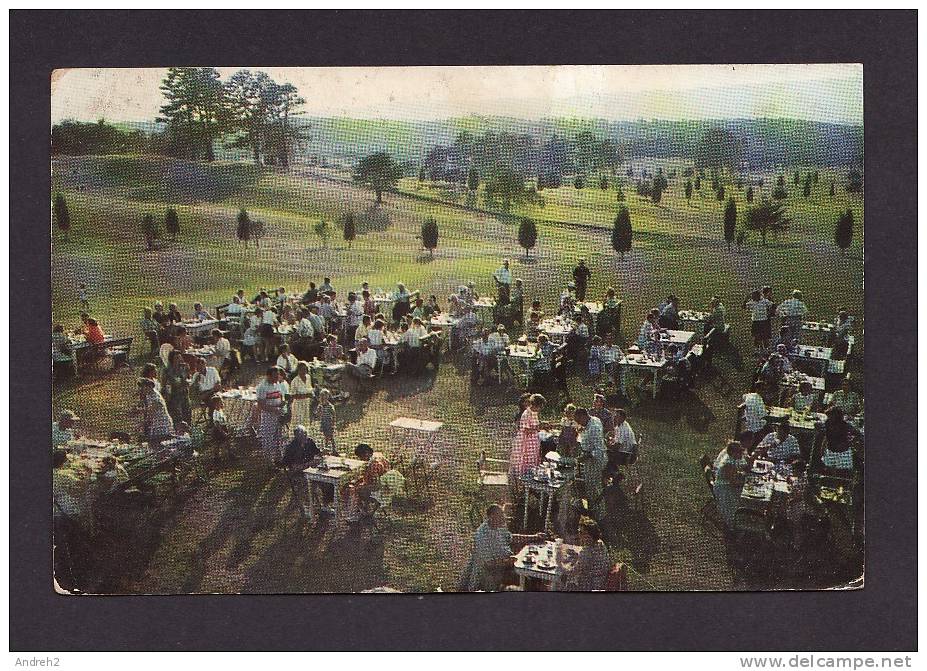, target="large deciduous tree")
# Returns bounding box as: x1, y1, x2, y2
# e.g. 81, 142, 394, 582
354, 152, 403, 204
158, 67, 228, 161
